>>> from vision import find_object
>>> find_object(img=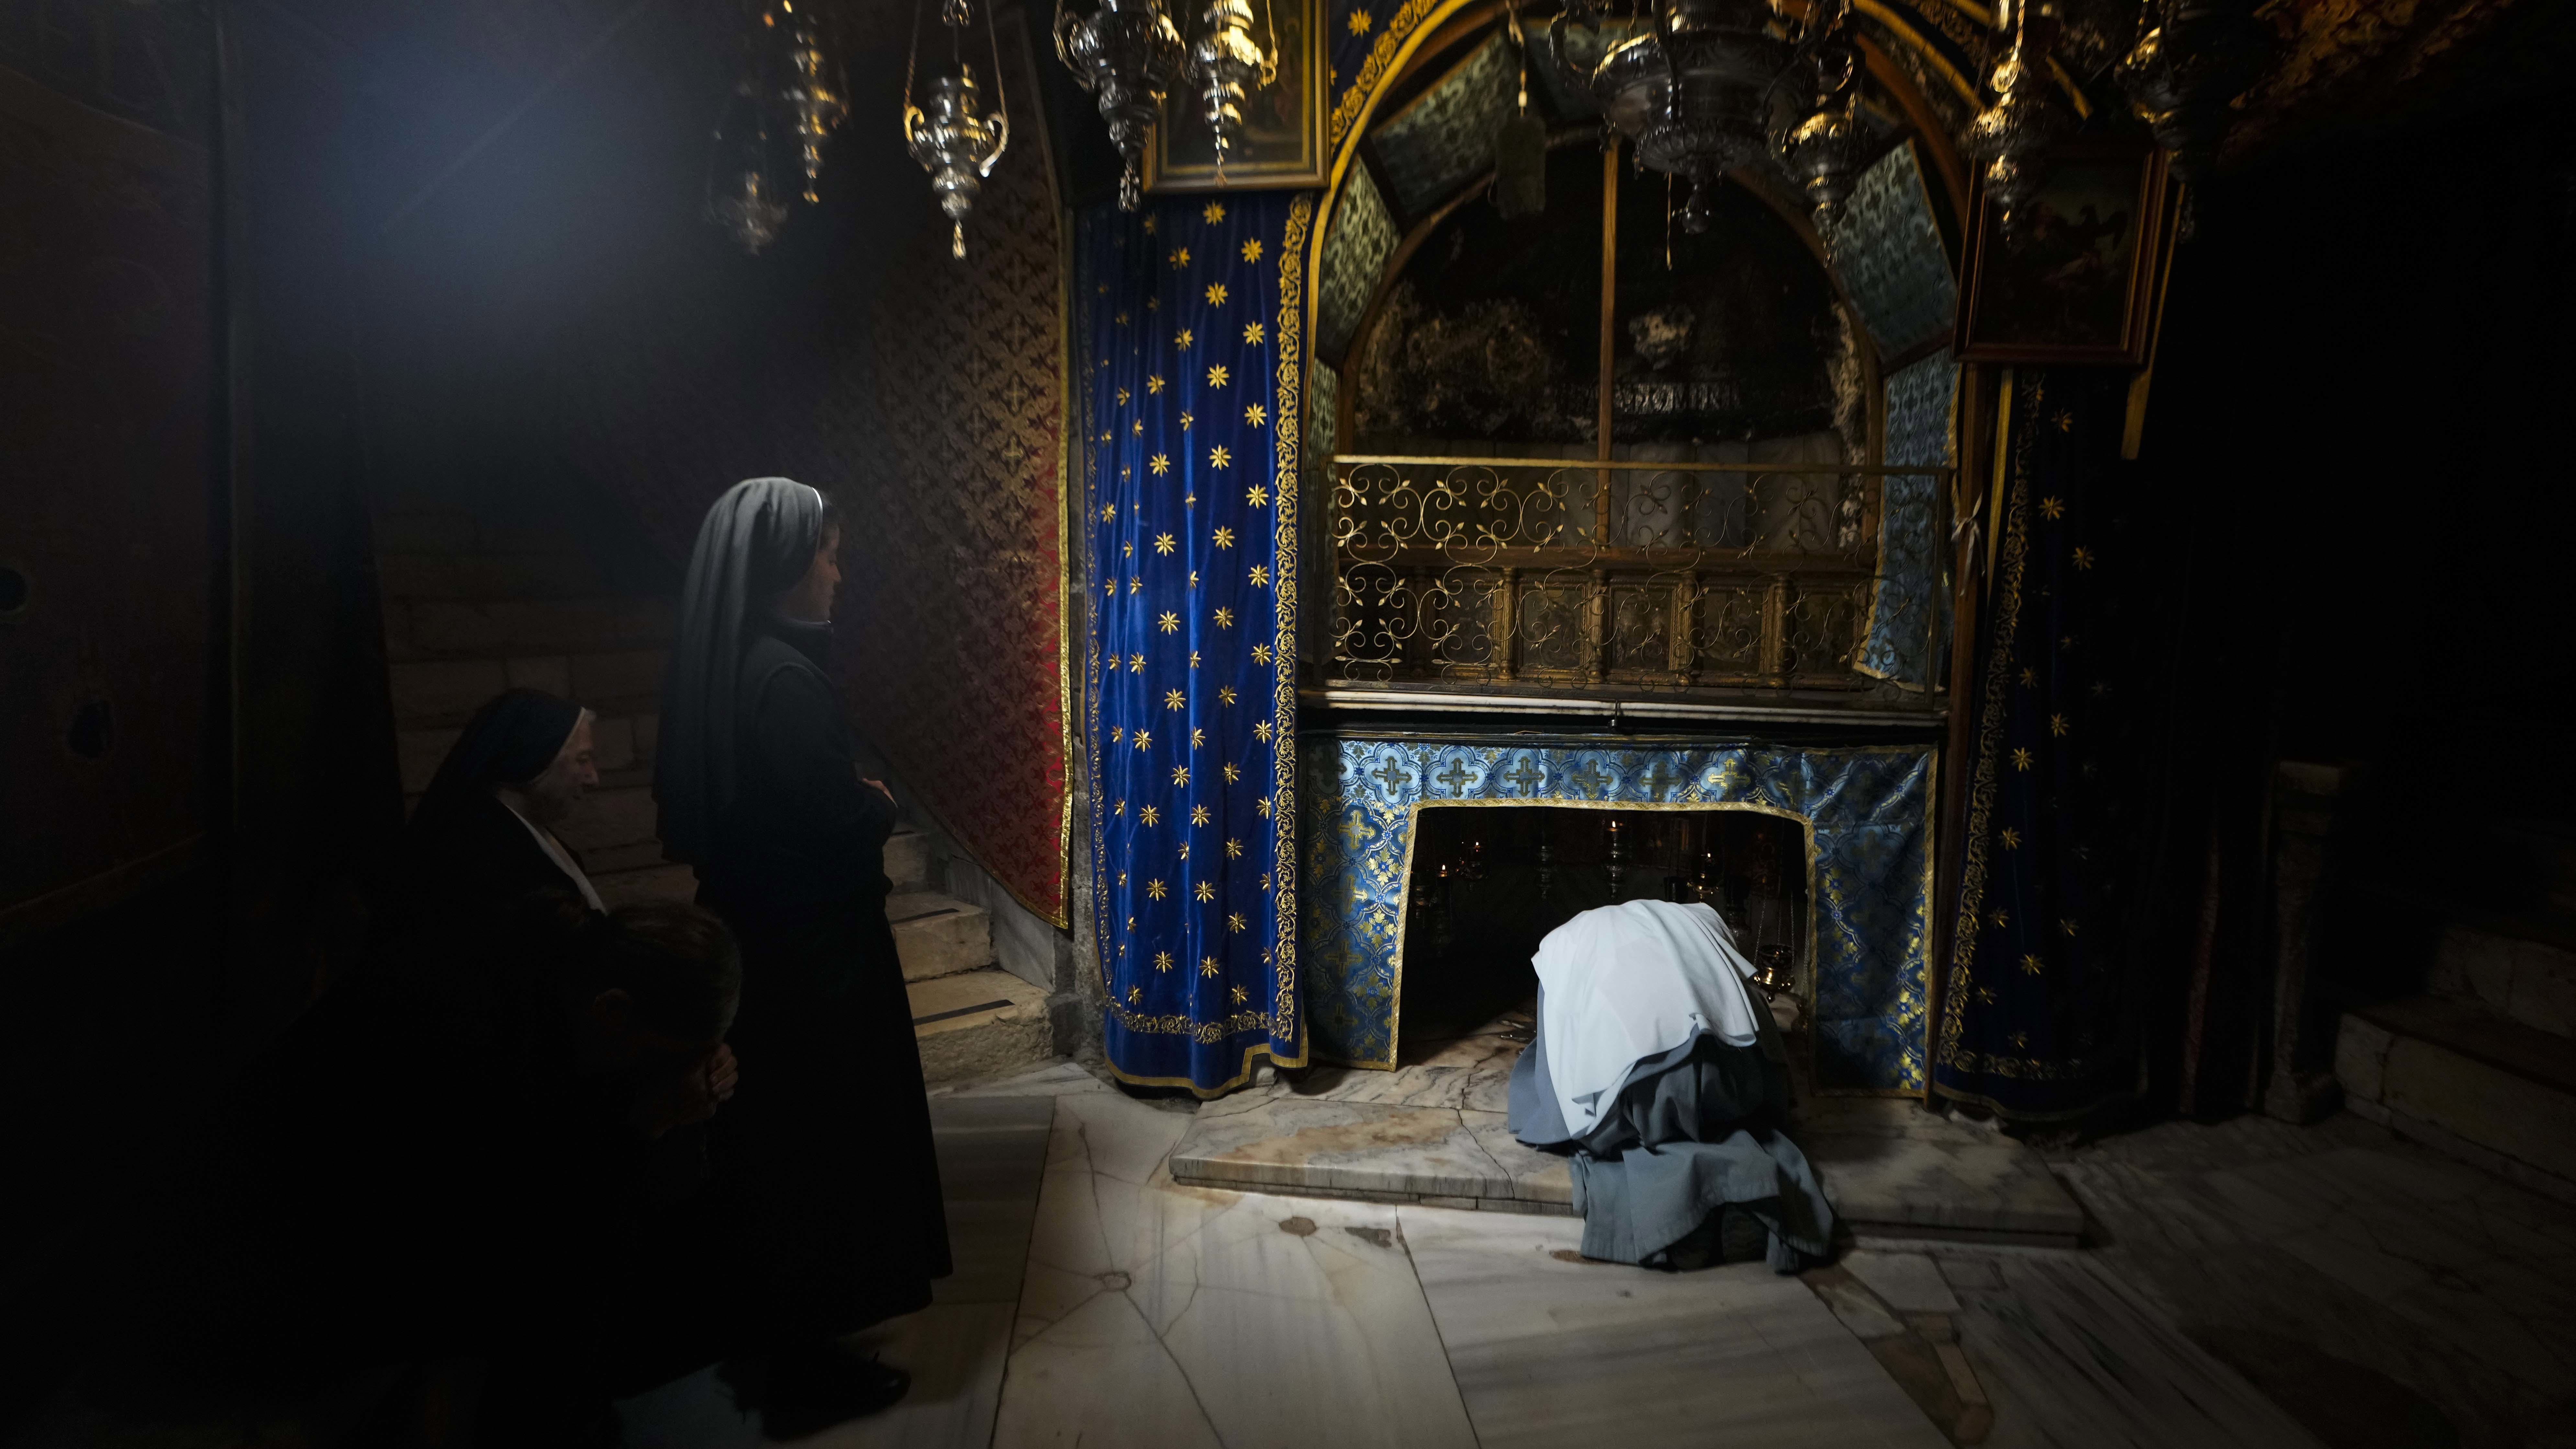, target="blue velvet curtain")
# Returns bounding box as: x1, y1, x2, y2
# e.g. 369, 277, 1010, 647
1076, 193, 1312, 1093
1935, 368, 2174, 1119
